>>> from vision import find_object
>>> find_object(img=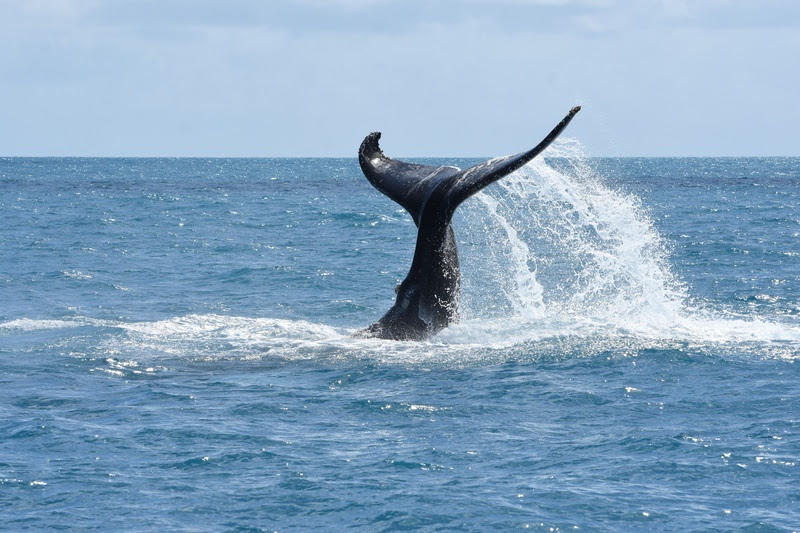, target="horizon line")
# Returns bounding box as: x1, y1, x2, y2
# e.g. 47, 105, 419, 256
3, 154, 800, 159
